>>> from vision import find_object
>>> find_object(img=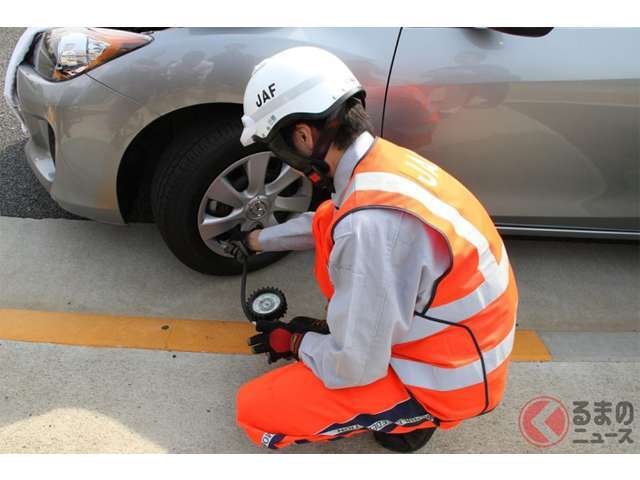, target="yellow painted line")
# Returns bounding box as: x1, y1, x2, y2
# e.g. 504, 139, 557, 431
0, 309, 254, 355
0, 309, 551, 361
511, 329, 552, 362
